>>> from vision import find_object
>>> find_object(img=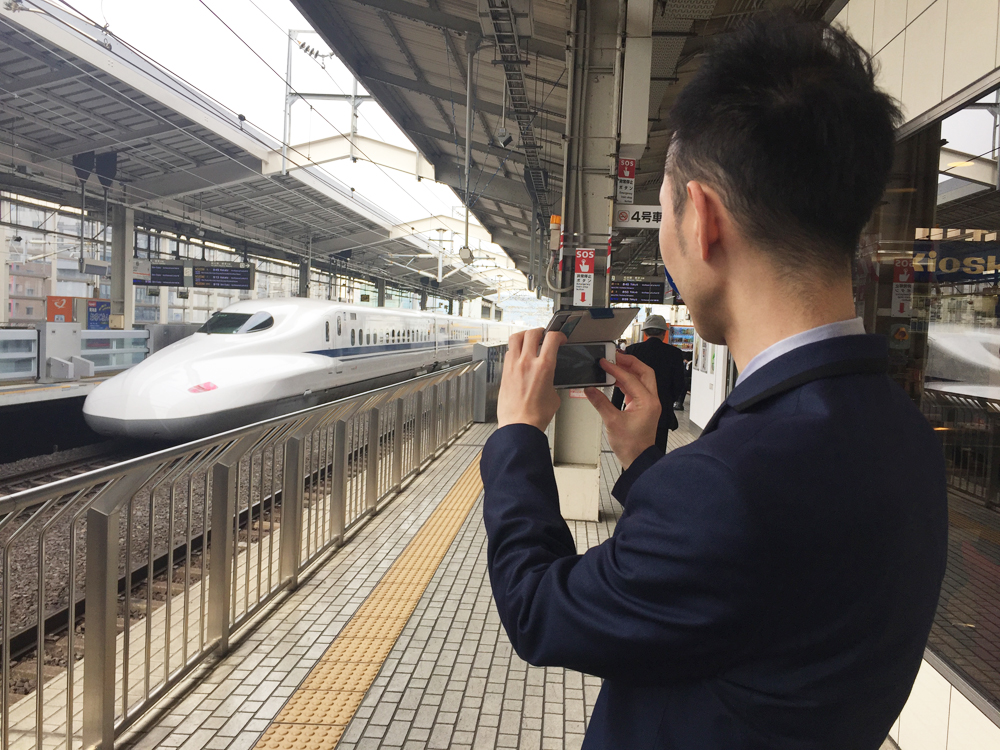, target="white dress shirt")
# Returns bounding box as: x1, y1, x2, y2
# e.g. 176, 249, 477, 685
734, 317, 866, 388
